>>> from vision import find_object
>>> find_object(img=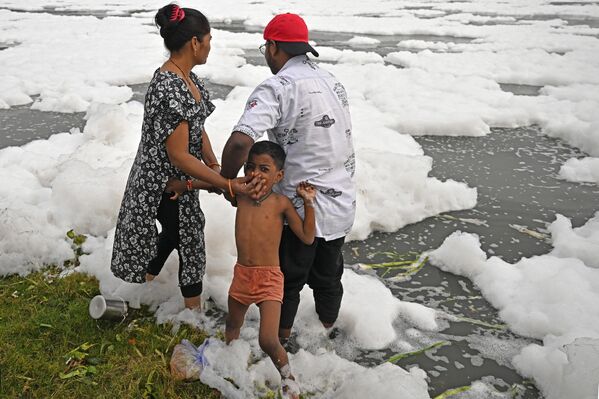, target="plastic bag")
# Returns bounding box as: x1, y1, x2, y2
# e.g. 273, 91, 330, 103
170, 338, 210, 380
